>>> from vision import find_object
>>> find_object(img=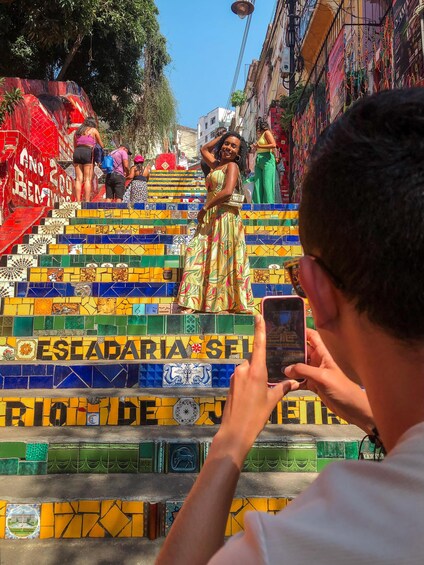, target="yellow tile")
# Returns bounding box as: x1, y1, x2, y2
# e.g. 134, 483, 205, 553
268, 498, 288, 512
121, 501, 143, 515
54, 513, 74, 538
78, 501, 101, 514
40, 503, 54, 528
54, 502, 75, 514
82, 514, 100, 537
100, 500, 115, 517
62, 515, 83, 538
40, 526, 54, 539
248, 498, 268, 512
117, 522, 133, 537
100, 503, 130, 537
131, 514, 144, 537
88, 522, 106, 538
